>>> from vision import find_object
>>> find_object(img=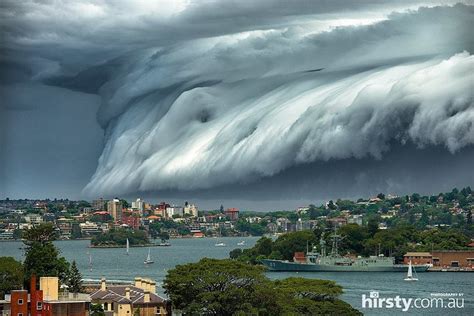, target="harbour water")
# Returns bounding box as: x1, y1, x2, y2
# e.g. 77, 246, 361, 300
1, 237, 473, 315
